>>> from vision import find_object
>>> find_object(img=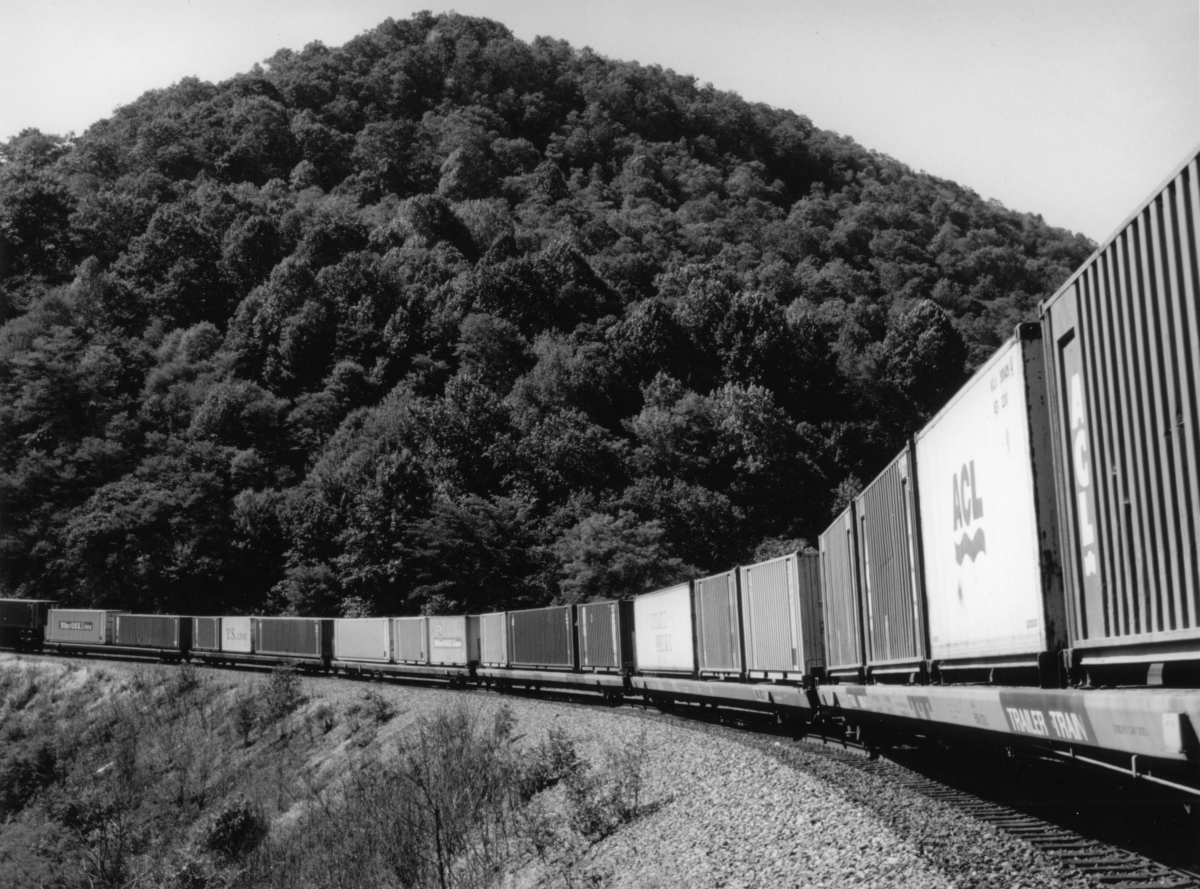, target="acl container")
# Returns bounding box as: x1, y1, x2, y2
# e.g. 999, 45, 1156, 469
914, 324, 1065, 681
477, 612, 508, 667
253, 617, 333, 662
334, 618, 392, 663
854, 445, 929, 680
820, 507, 865, 681
633, 582, 695, 674
45, 609, 121, 645
392, 616, 429, 664
427, 615, 476, 666
508, 605, 576, 669
693, 570, 743, 675
115, 614, 191, 652
1041, 147, 1200, 677
740, 553, 823, 681
577, 600, 634, 672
